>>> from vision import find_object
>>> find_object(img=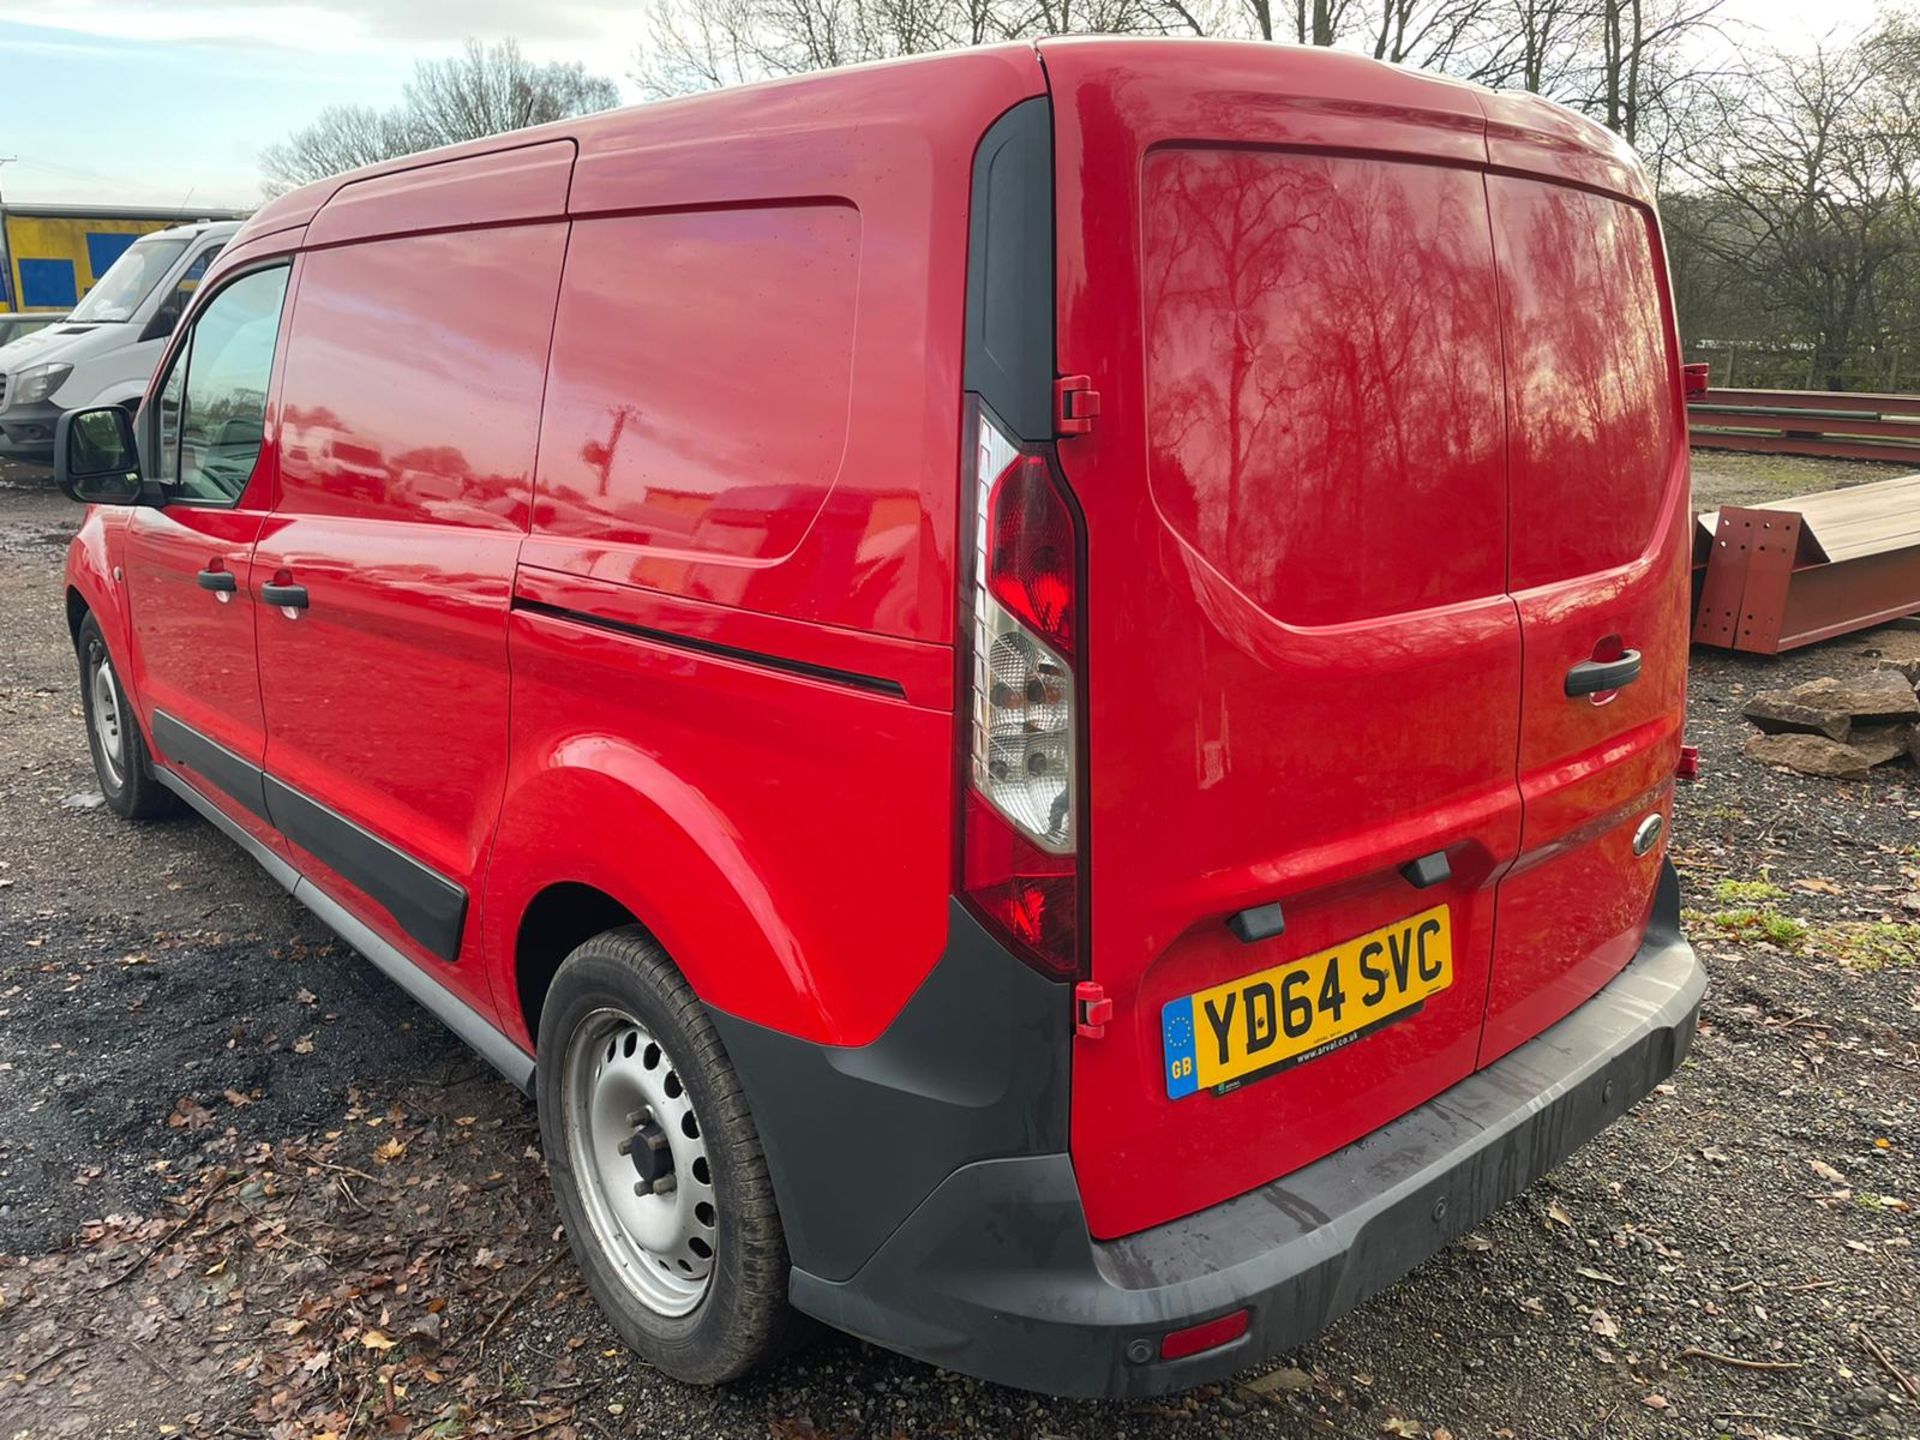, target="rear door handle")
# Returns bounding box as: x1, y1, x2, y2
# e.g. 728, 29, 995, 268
261, 582, 309, 610
1565, 650, 1641, 697
196, 569, 237, 593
